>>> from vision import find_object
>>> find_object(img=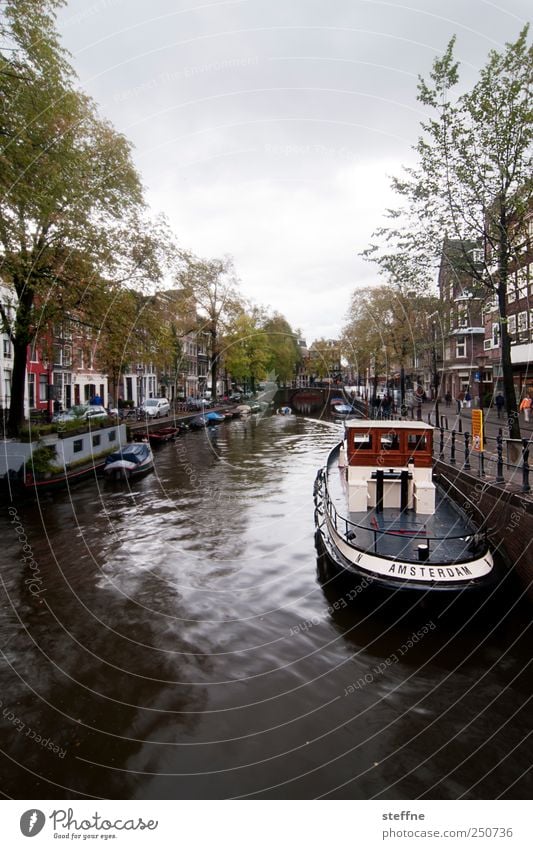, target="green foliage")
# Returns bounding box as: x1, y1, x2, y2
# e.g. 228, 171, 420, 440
28, 443, 57, 474
262, 313, 301, 383
0, 0, 174, 434
362, 26, 532, 437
